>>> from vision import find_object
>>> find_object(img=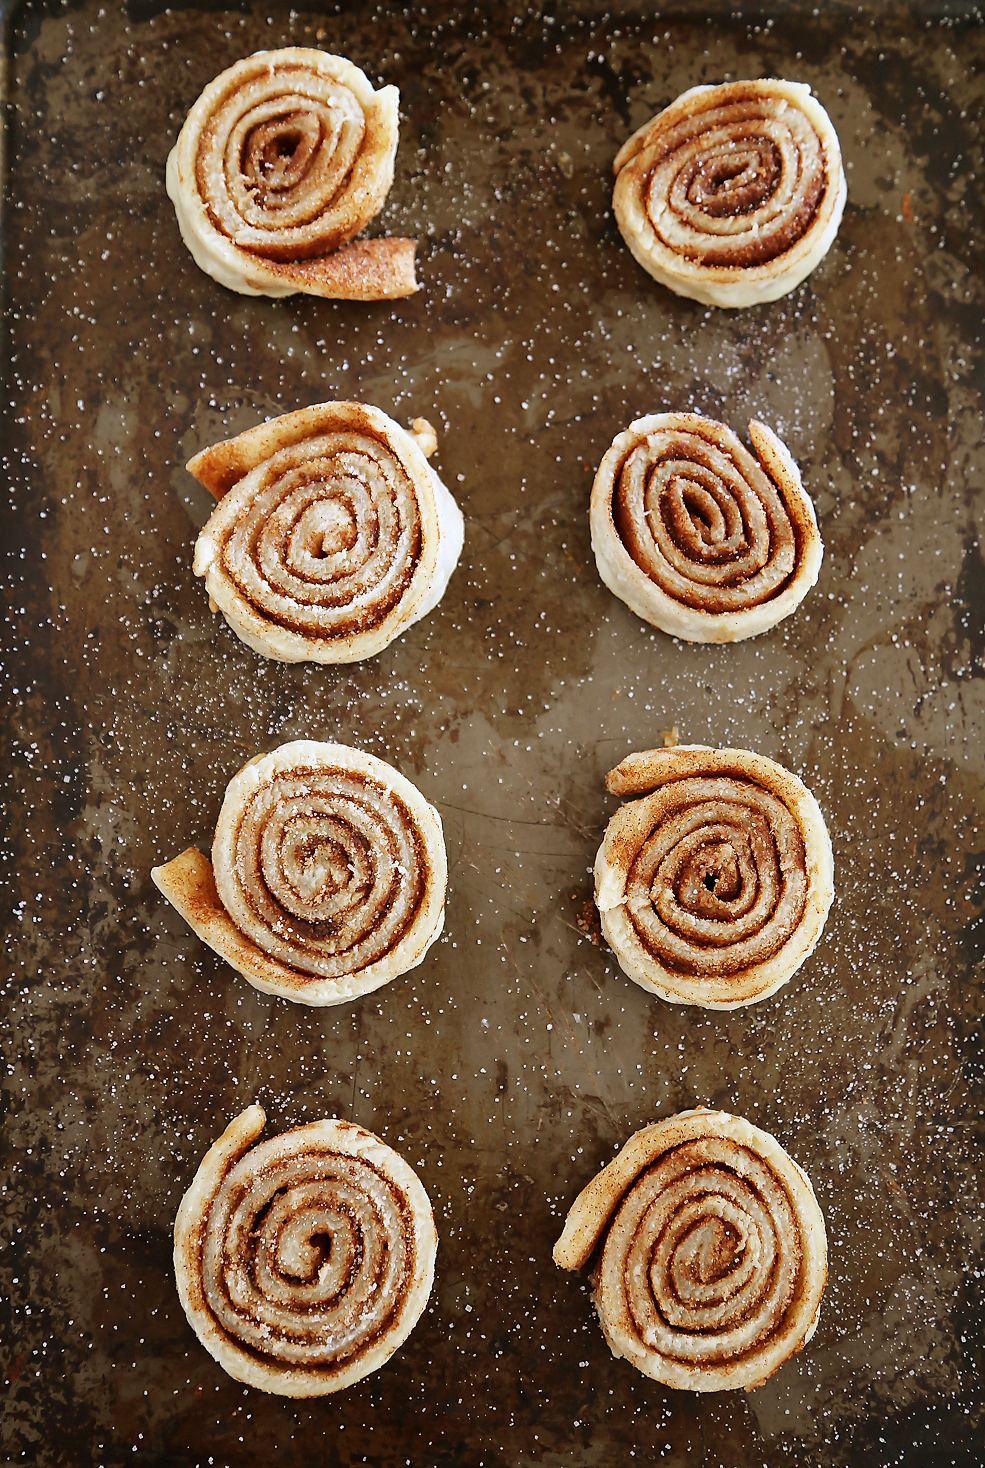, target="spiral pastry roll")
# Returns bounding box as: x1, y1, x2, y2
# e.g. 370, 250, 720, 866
590, 413, 822, 643
189, 402, 463, 664
166, 49, 418, 299
152, 741, 447, 1006
554, 1109, 827, 1392
594, 746, 833, 1008
175, 1105, 437, 1395
613, 79, 846, 308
